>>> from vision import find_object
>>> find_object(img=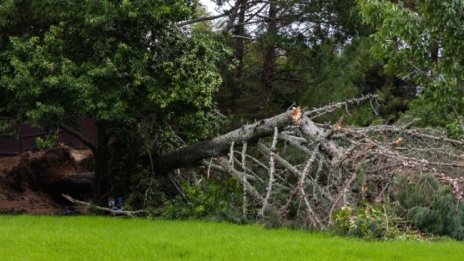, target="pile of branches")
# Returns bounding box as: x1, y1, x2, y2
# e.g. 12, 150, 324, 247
167, 95, 464, 228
